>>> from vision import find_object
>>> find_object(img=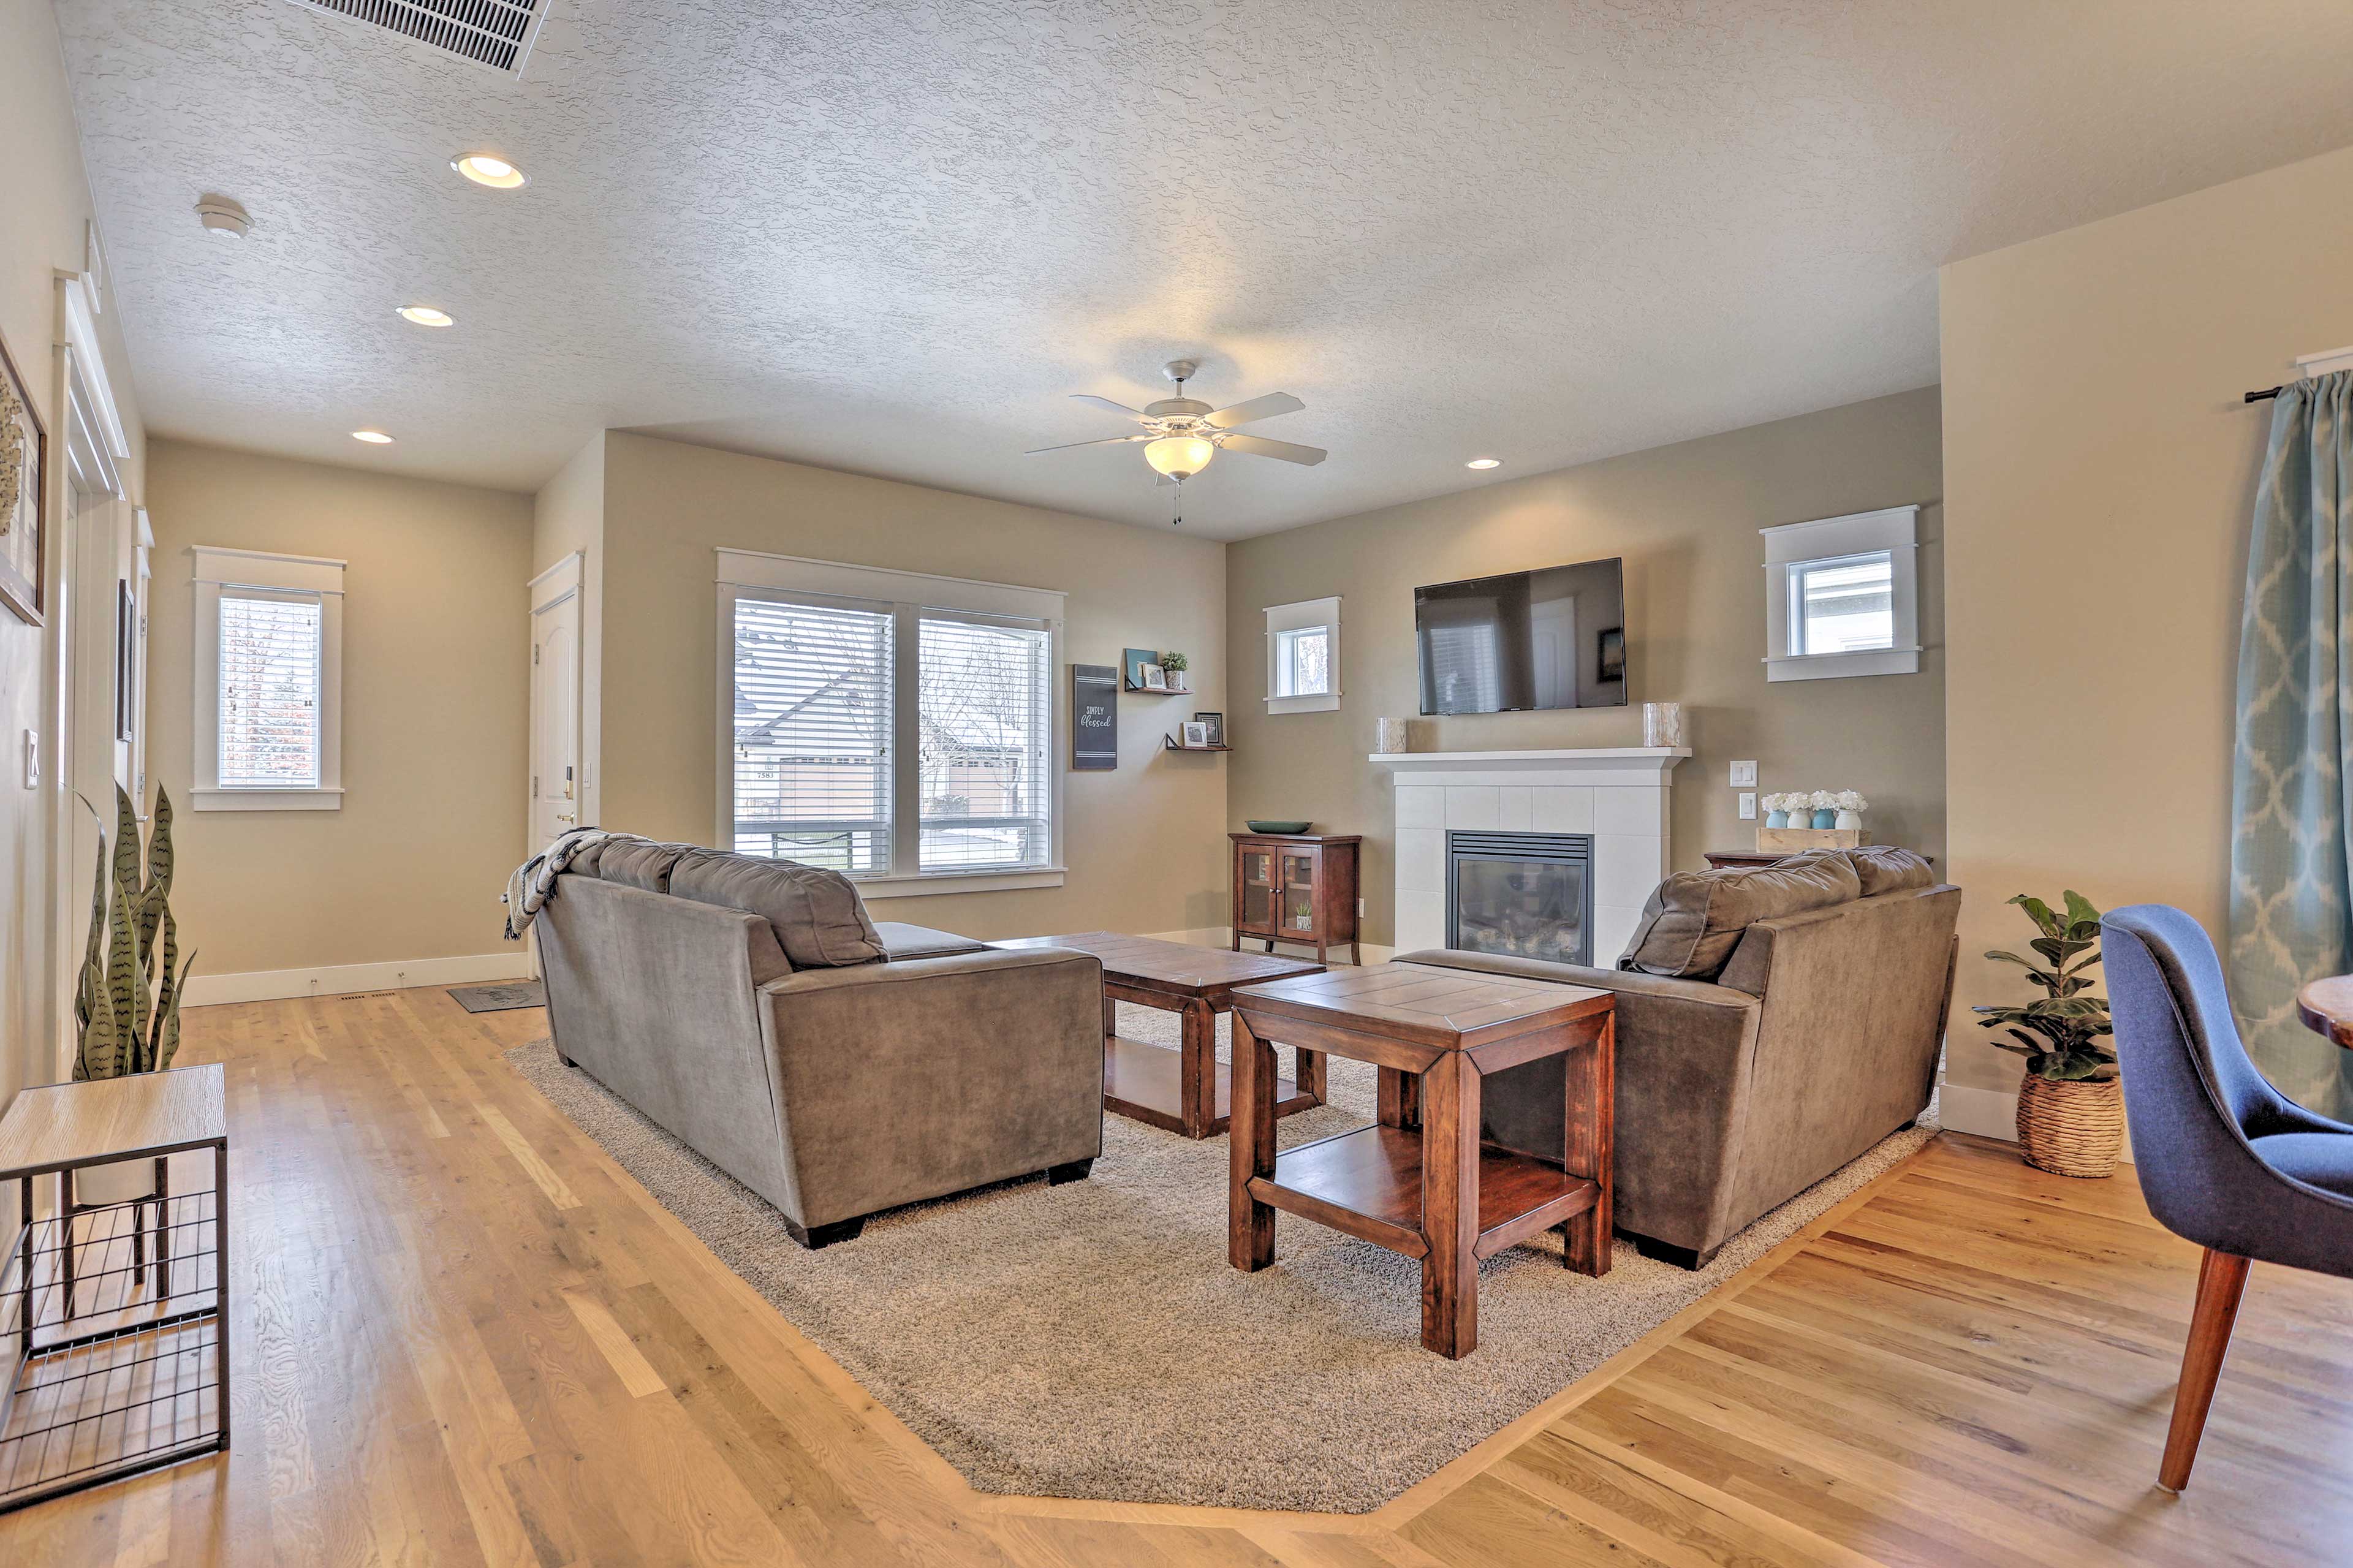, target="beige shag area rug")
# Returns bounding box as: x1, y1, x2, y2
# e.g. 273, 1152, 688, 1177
508, 1004, 1934, 1512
